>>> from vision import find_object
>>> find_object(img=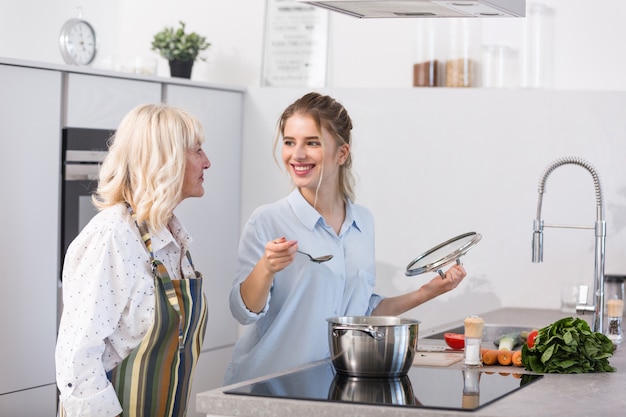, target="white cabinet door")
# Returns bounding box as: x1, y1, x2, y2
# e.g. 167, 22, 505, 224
65, 73, 161, 129
165, 85, 243, 351
0, 65, 61, 409
0, 385, 58, 417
